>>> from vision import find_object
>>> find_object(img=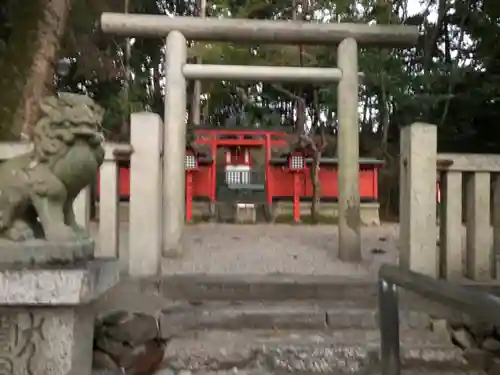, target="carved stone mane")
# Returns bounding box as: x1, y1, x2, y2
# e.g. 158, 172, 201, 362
32, 94, 105, 163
